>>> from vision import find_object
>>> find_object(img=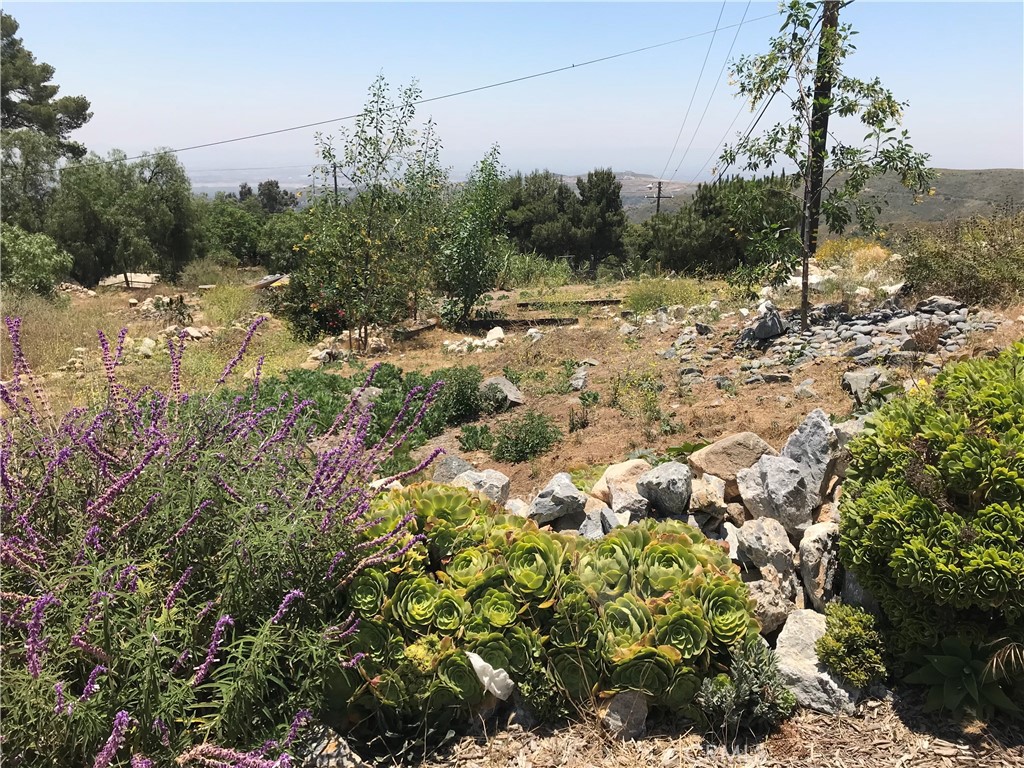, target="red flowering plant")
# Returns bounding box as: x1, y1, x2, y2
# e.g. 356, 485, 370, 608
0, 316, 439, 766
